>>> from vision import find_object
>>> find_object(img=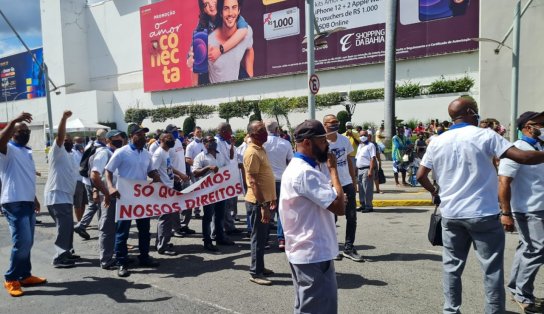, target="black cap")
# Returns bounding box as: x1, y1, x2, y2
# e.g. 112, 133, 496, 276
127, 123, 149, 135
294, 120, 327, 142
165, 124, 178, 133
516, 111, 544, 131
106, 129, 123, 139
